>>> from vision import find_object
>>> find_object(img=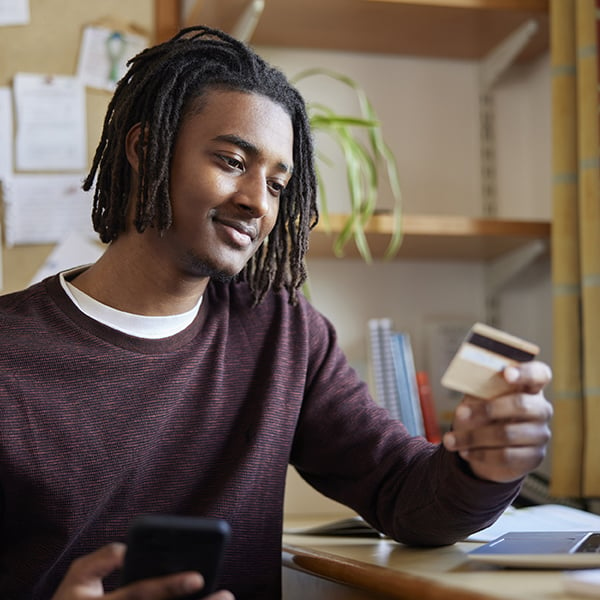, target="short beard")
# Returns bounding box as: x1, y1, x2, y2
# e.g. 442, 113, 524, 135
207, 269, 235, 283
184, 251, 236, 283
